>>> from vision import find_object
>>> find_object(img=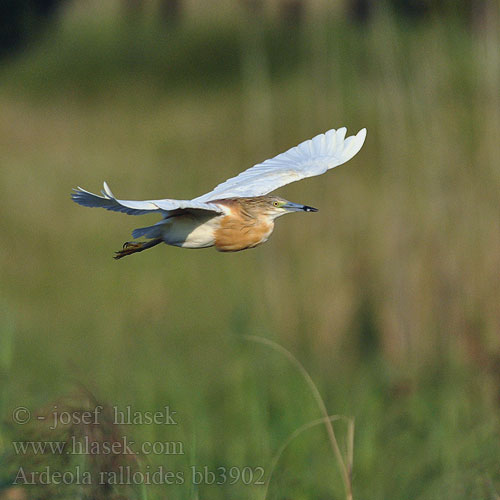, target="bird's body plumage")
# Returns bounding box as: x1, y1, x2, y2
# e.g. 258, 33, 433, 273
213, 198, 276, 252
155, 211, 220, 249
71, 127, 366, 257
123, 198, 279, 252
